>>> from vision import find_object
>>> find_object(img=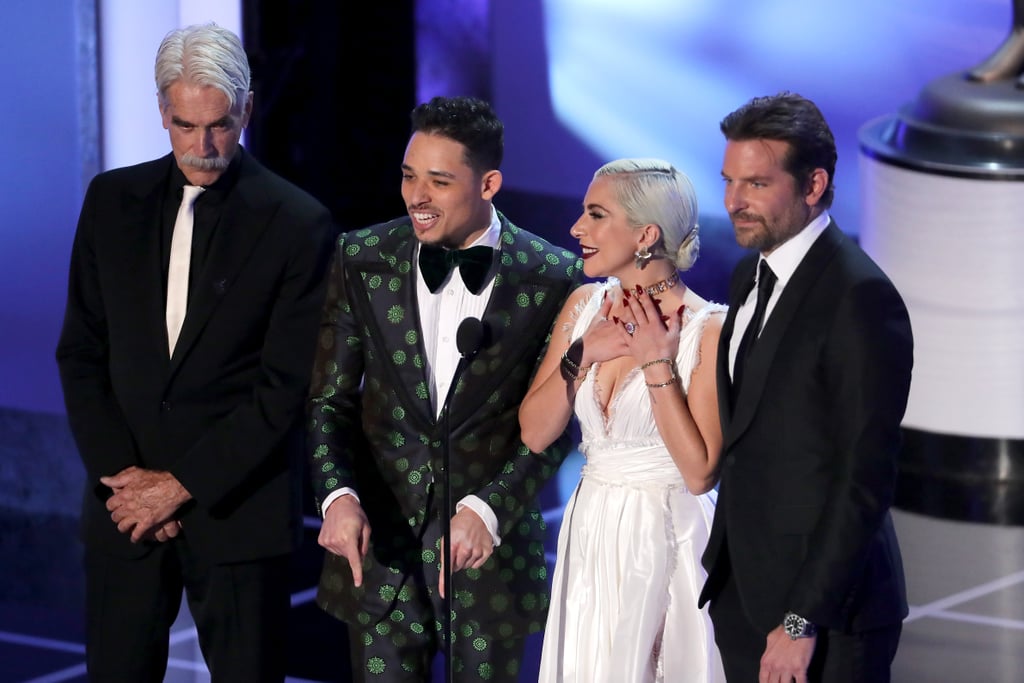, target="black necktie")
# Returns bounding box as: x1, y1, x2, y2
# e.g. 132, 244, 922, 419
732, 259, 777, 394
418, 244, 494, 295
